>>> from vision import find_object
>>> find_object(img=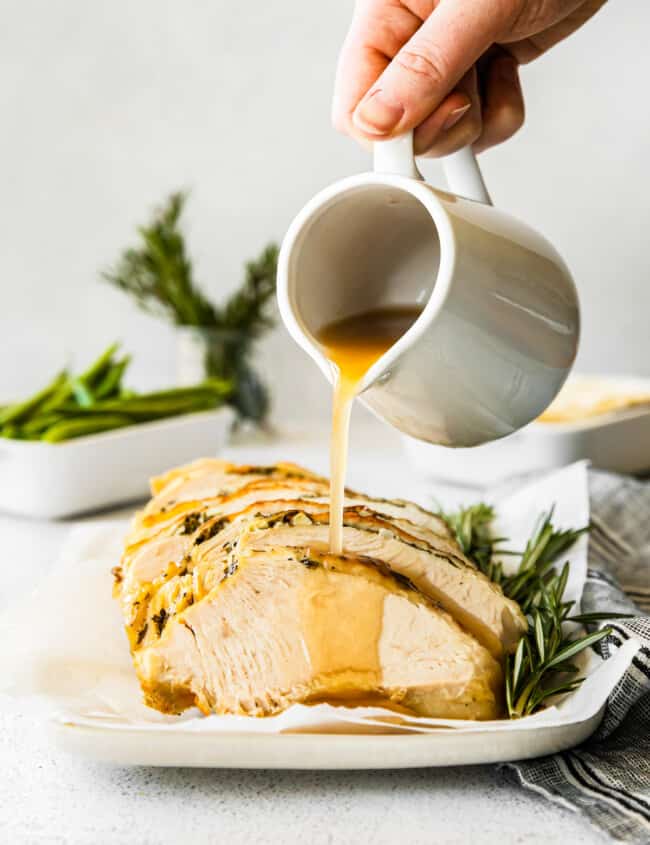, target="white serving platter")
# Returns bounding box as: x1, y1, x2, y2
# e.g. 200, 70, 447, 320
0, 463, 639, 769
0, 406, 235, 519
50, 709, 605, 769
